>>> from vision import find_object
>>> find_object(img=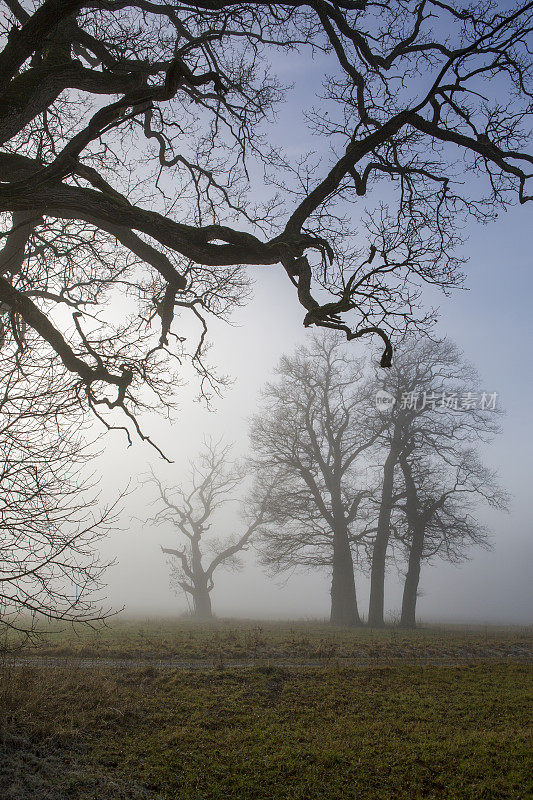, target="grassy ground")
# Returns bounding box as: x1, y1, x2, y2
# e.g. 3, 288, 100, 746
1, 661, 531, 799
2, 621, 531, 798
11, 617, 533, 662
